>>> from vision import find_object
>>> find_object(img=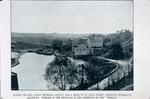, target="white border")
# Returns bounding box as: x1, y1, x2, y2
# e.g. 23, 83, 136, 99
0, 0, 150, 99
